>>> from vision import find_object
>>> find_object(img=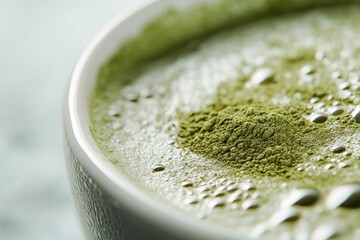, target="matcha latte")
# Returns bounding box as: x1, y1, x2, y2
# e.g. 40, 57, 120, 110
90, 1, 360, 239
